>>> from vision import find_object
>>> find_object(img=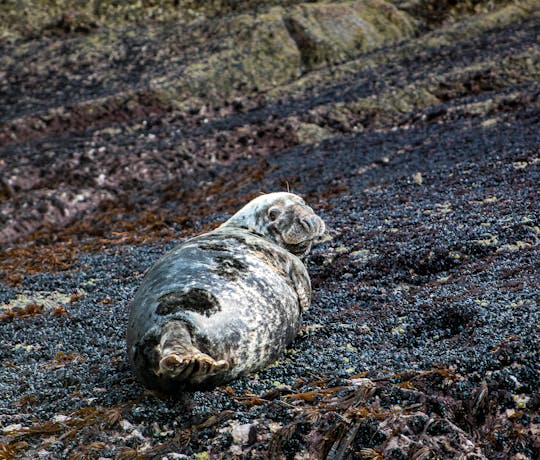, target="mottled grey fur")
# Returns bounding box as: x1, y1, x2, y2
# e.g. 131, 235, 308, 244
127, 192, 325, 393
